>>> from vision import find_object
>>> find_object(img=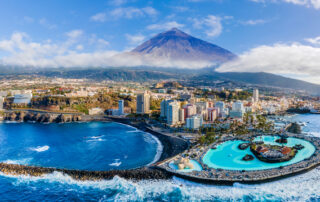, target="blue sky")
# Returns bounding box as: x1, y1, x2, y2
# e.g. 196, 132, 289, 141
1, 0, 320, 83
